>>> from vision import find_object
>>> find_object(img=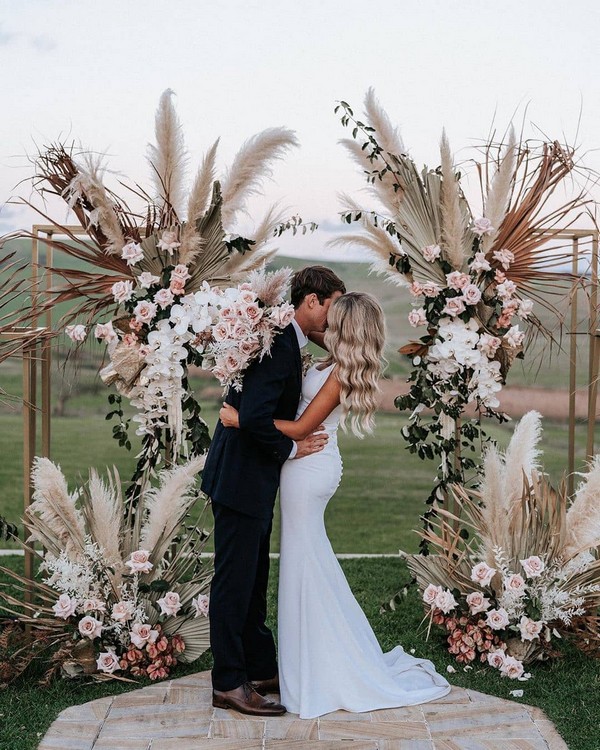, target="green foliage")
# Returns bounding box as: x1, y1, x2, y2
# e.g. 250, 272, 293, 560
0, 516, 18, 541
